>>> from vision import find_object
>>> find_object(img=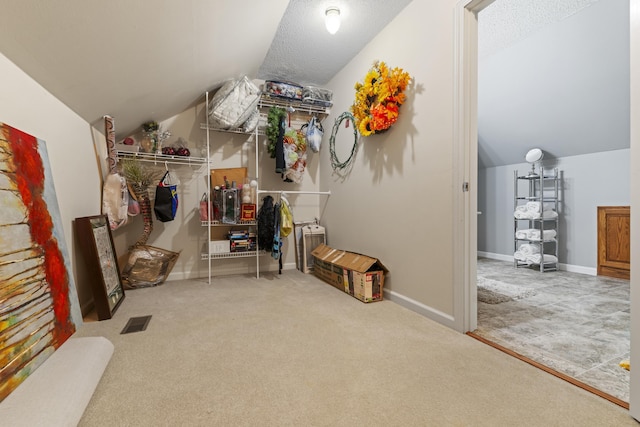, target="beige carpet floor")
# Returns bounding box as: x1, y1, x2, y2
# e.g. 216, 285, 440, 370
75, 270, 636, 426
